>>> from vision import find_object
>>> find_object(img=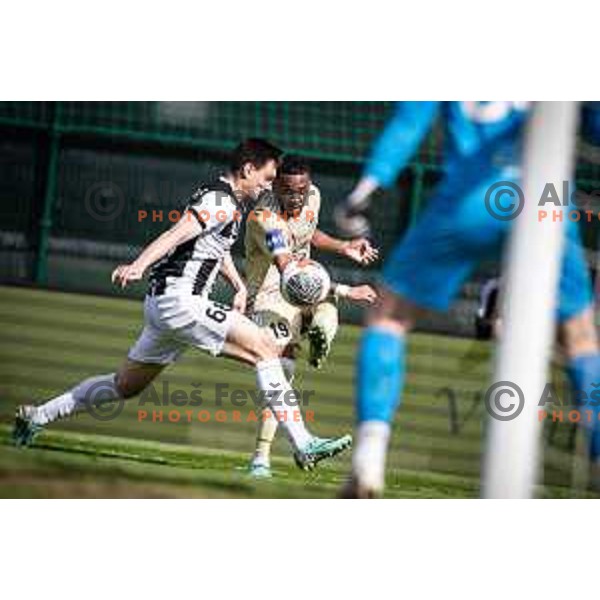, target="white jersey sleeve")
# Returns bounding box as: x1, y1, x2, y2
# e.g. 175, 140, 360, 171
186, 190, 241, 237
